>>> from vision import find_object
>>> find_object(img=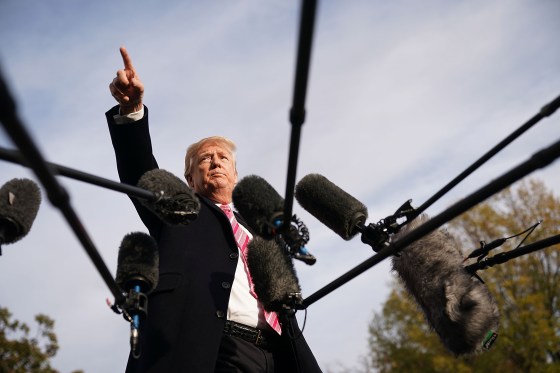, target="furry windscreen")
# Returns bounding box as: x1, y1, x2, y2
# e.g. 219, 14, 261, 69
295, 173, 367, 240
0, 178, 41, 244
137, 169, 200, 225
246, 236, 302, 312
232, 175, 285, 239
116, 232, 159, 293
391, 214, 500, 355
